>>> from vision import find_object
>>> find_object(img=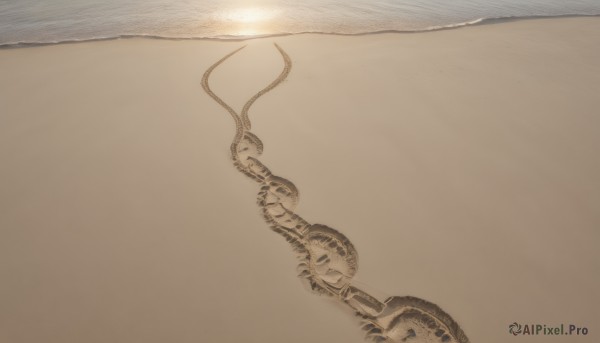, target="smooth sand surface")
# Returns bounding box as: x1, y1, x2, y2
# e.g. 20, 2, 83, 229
1, 17, 599, 343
